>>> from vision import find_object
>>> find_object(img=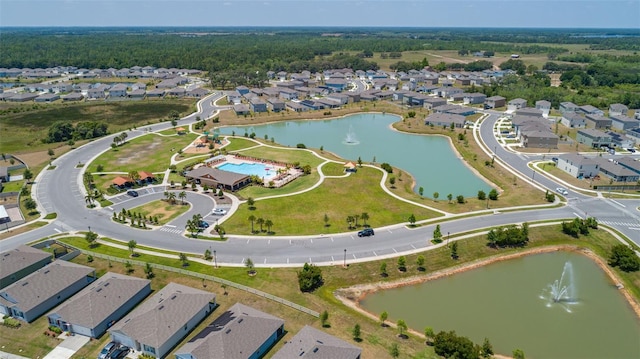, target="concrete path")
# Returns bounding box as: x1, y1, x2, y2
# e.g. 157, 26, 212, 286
42, 334, 90, 359
0, 351, 29, 359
